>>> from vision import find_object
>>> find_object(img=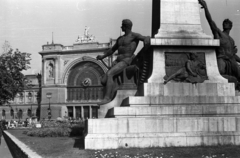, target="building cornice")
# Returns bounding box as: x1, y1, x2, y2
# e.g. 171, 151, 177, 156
39, 47, 110, 56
